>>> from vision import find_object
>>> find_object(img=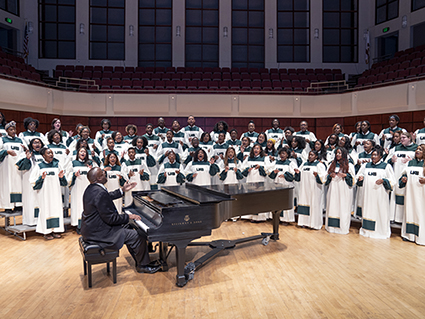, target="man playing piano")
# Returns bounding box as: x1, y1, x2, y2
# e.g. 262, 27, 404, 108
81, 167, 160, 273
